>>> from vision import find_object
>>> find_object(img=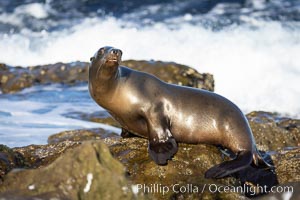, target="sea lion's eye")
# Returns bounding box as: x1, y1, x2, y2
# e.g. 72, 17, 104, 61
90, 57, 94, 62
